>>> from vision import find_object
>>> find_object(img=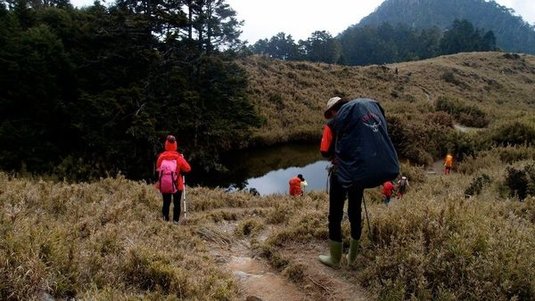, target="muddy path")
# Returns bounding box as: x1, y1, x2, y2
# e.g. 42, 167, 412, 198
196, 209, 372, 301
